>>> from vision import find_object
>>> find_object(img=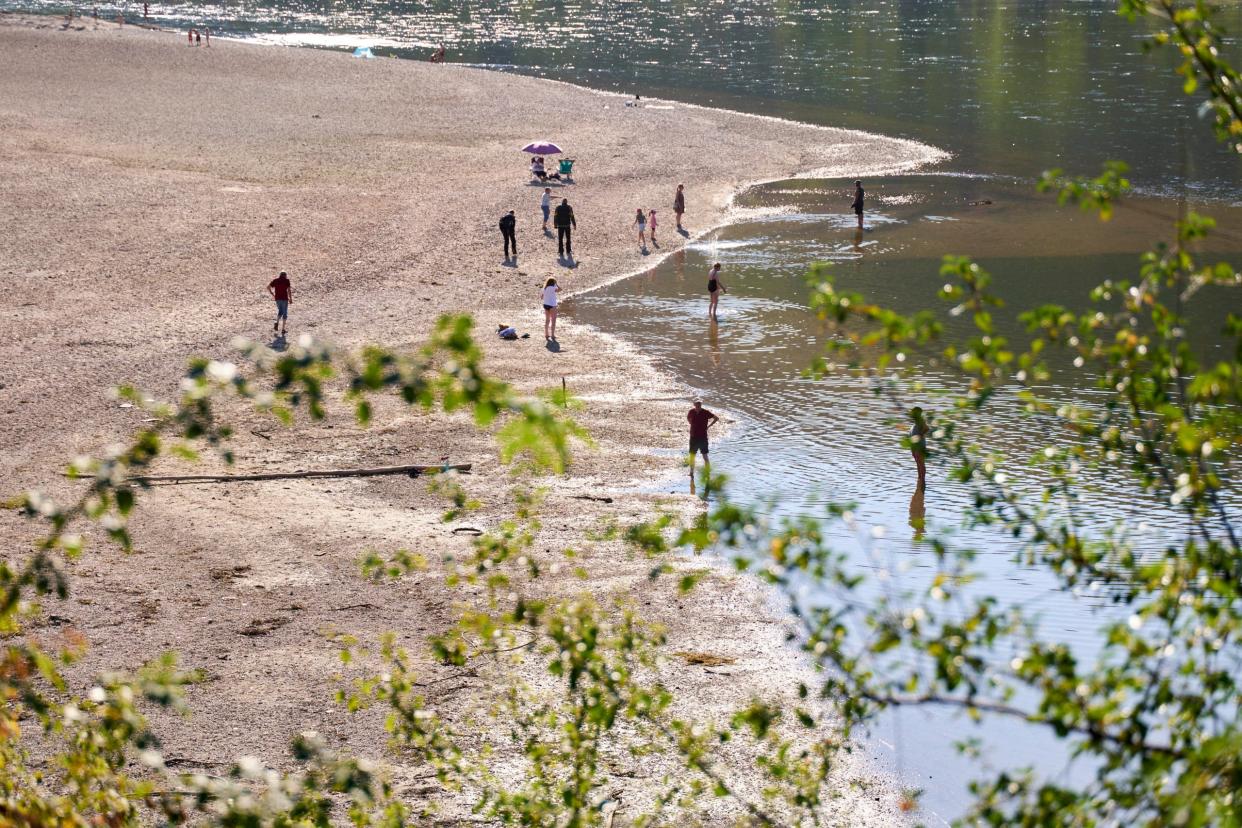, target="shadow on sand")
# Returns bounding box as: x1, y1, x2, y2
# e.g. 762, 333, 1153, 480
545, 338, 561, 353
